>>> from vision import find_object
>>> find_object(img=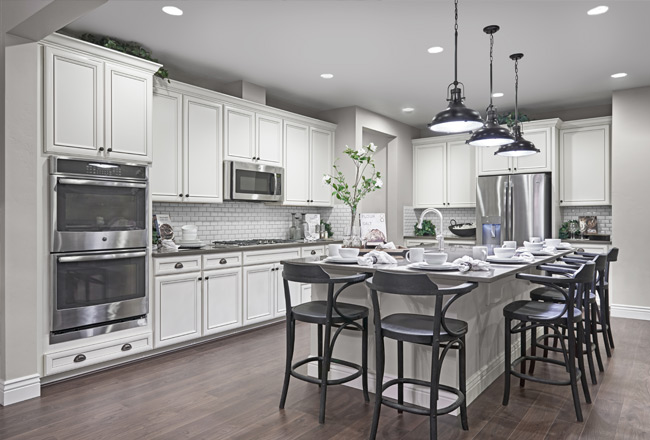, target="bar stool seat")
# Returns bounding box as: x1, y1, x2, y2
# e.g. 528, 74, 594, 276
292, 300, 368, 324
530, 287, 597, 303
504, 300, 583, 322
382, 313, 468, 344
